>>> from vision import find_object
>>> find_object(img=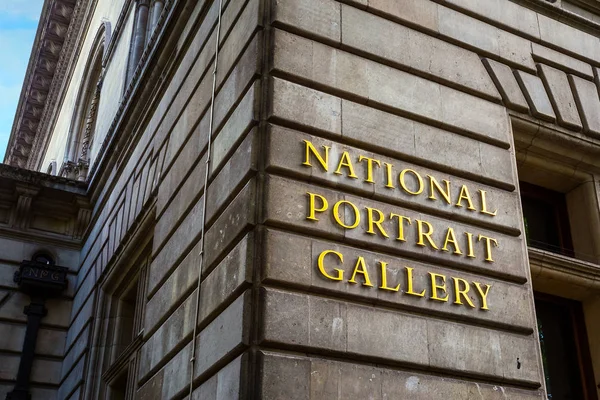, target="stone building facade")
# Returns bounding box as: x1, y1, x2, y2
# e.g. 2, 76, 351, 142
2, 0, 600, 398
